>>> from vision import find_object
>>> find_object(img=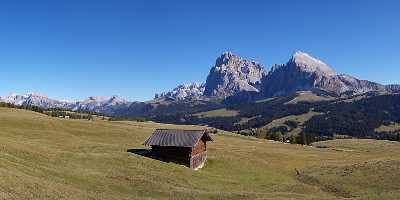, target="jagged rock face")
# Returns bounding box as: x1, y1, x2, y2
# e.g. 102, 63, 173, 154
203, 52, 266, 98
261, 51, 385, 97
155, 83, 205, 100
